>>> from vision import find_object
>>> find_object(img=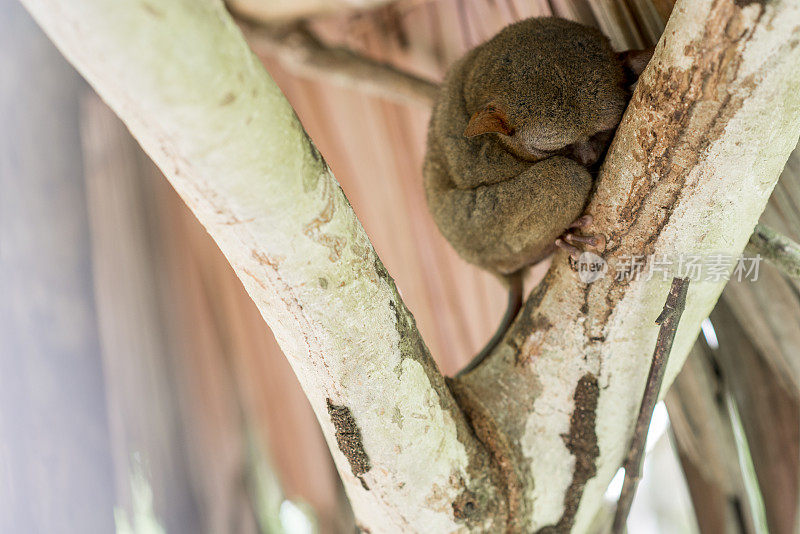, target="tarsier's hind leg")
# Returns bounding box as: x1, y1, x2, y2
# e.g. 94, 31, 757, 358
429, 156, 593, 274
